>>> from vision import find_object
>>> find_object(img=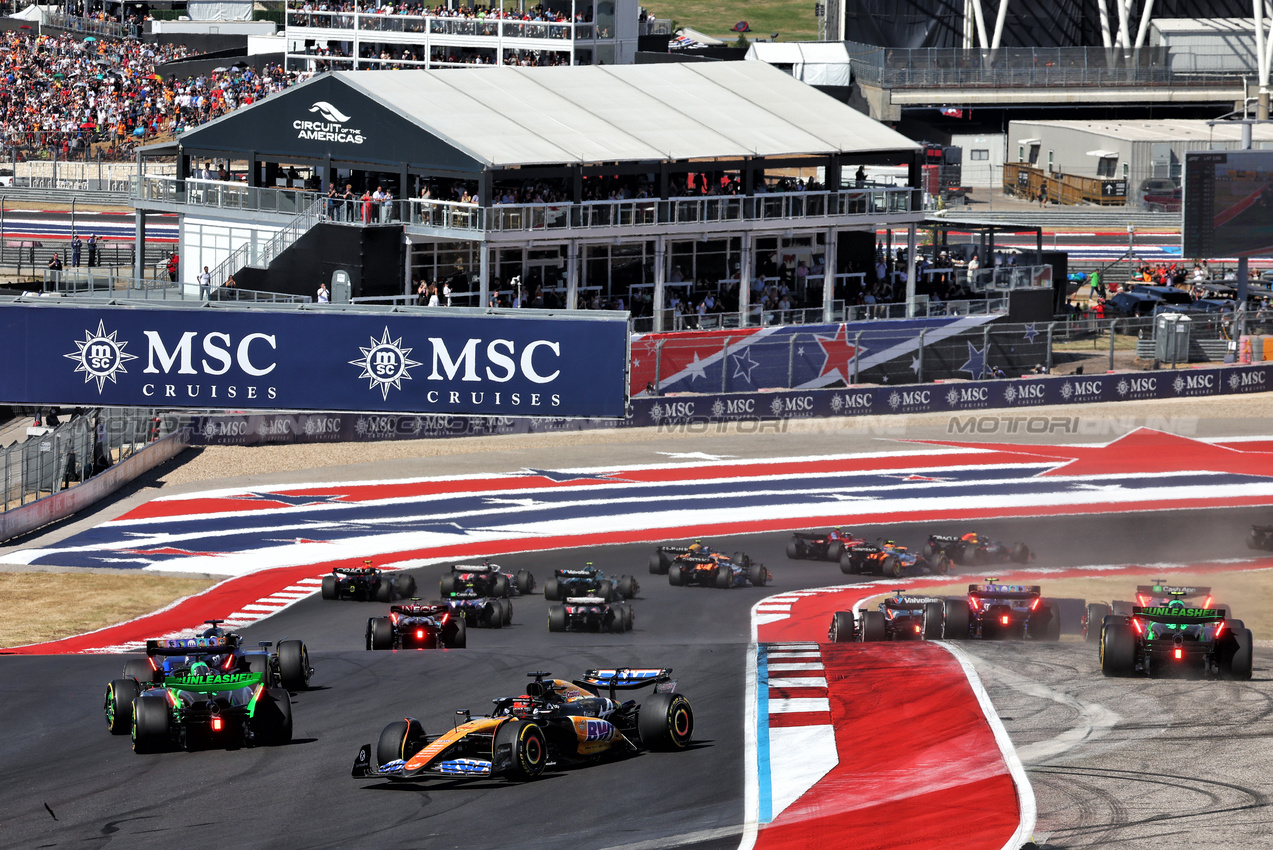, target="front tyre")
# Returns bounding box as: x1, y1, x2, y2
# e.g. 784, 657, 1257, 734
278, 640, 311, 689
1084, 603, 1111, 642
515, 570, 535, 595
548, 606, 567, 632
637, 692, 694, 751
377, 717, 427, 767
668, 565, 684, 587
495, 720, 548, 780
649, 553, 670, 575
